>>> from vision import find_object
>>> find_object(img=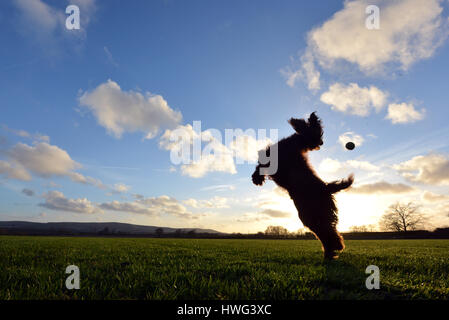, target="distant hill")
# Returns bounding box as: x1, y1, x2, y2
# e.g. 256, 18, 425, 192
0, 221, 223, 235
